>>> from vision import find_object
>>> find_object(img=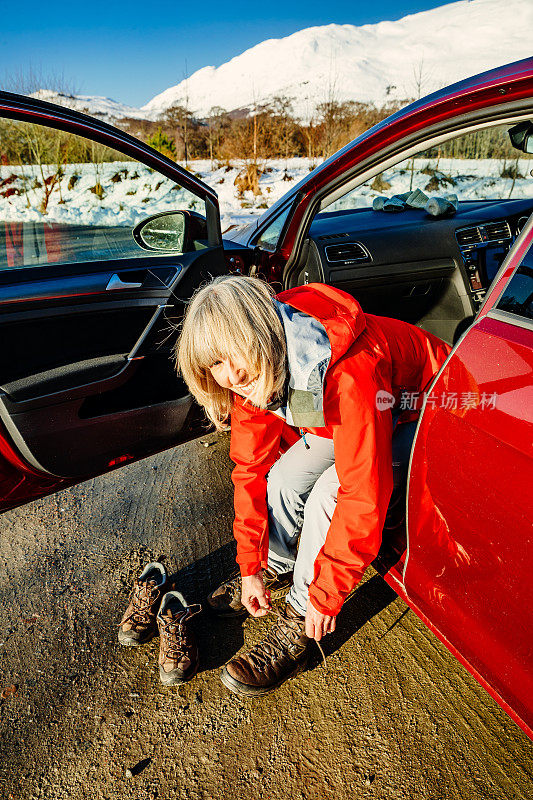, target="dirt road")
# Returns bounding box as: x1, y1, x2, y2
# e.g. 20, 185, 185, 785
0, 432, 531, 800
